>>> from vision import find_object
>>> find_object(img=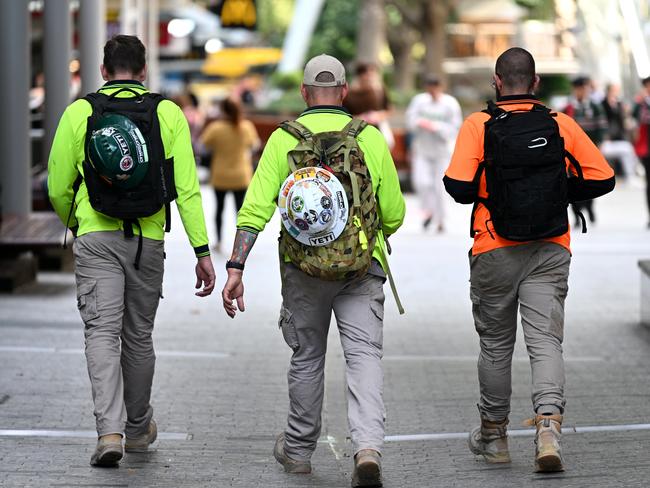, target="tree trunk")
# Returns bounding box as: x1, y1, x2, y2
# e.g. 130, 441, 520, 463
422, 0, 448, 83
356, 0, 386, 65
389, 29, 417, 92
